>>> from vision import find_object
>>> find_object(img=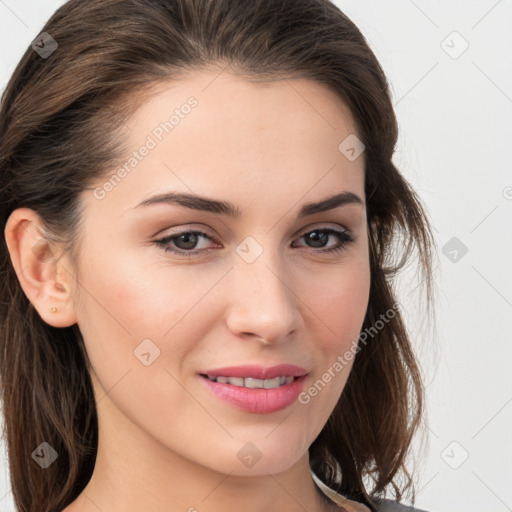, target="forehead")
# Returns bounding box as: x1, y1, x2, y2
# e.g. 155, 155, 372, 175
127, 69, 359, 143
90, 70, 365, 215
